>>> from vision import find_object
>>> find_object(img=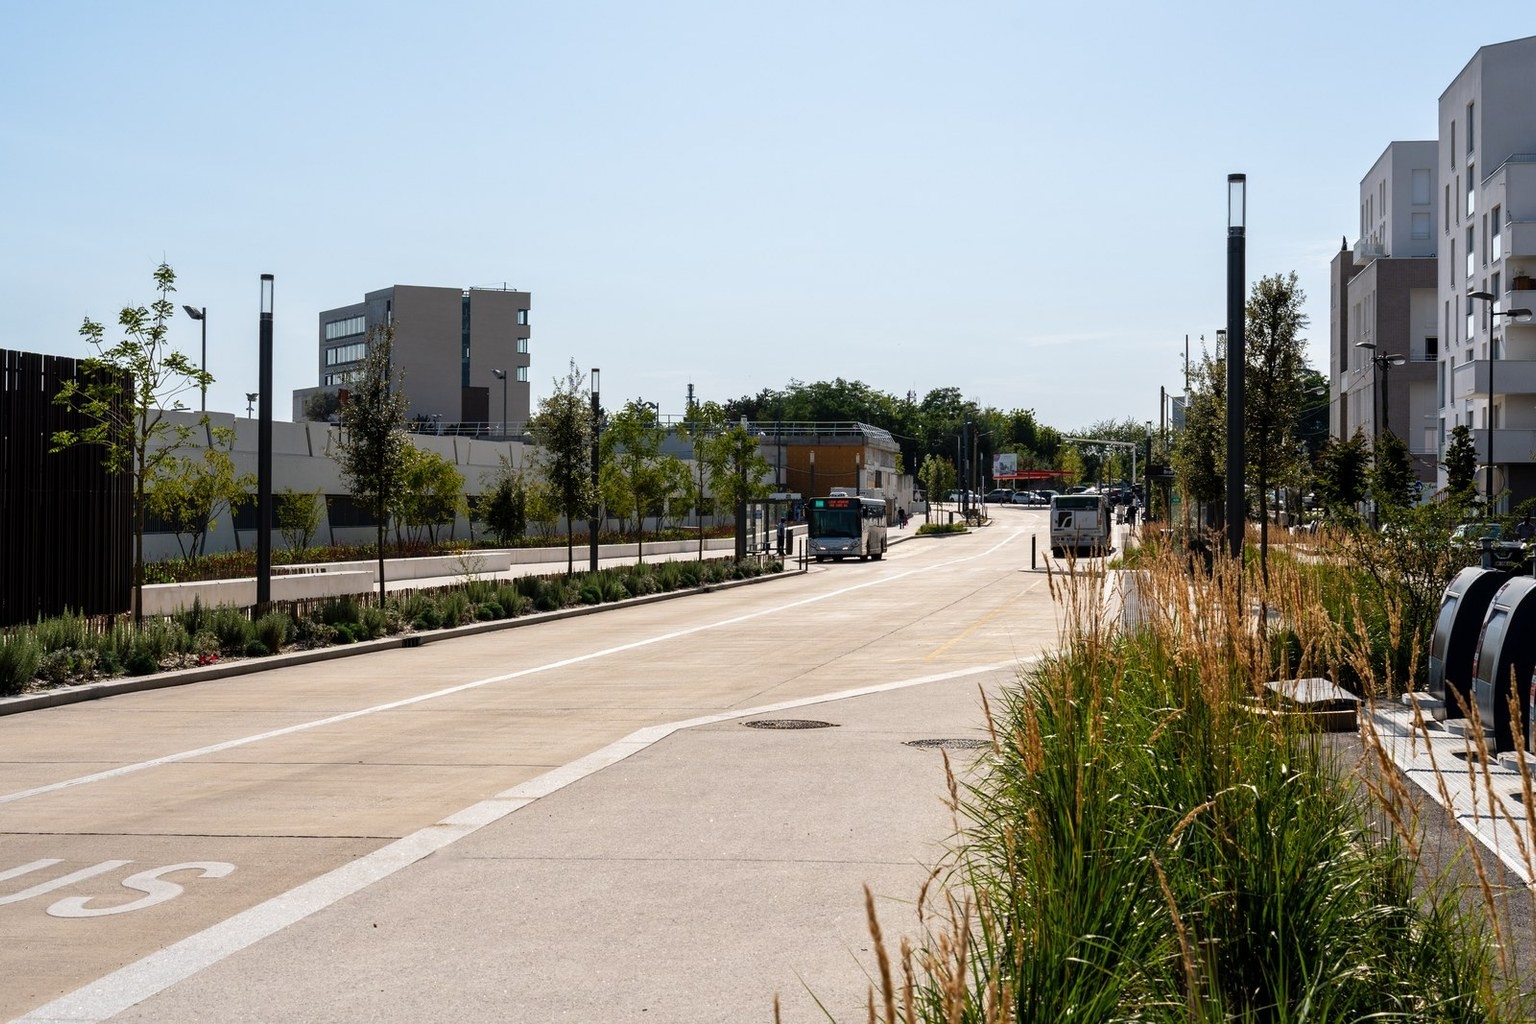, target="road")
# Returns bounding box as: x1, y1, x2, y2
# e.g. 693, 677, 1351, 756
2, 508, 1070, 1023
